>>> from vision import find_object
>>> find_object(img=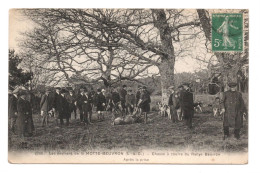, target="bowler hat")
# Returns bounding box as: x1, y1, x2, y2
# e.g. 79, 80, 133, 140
55, 87, 61, 90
